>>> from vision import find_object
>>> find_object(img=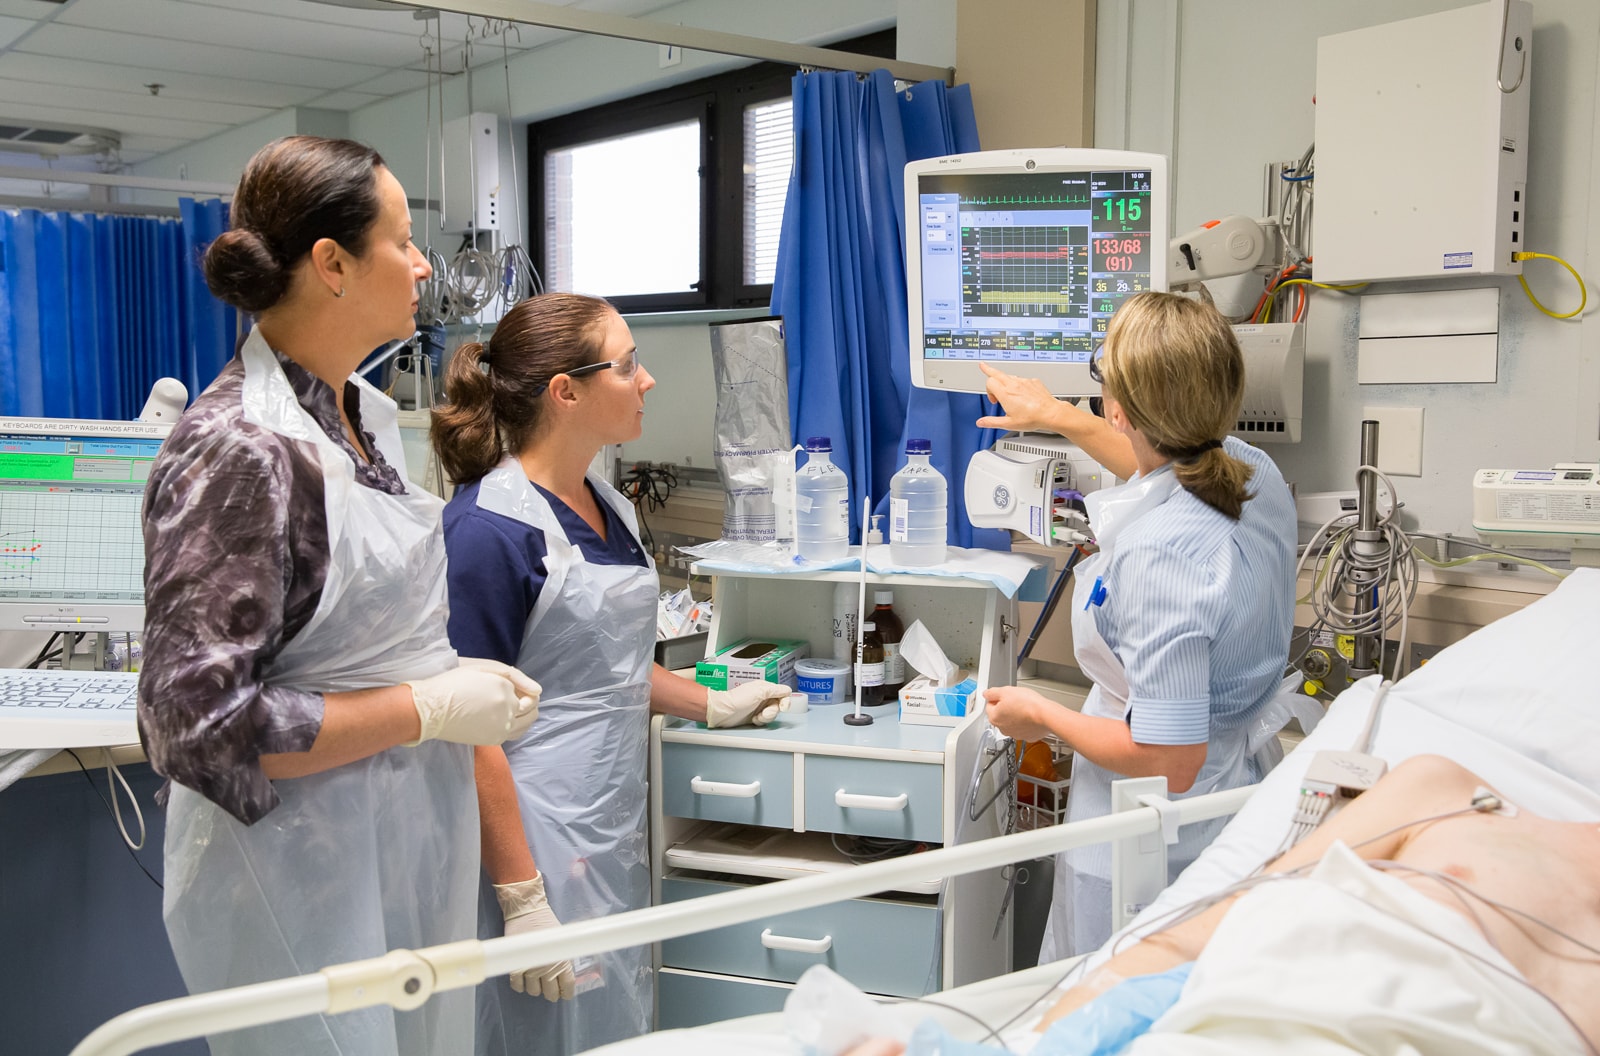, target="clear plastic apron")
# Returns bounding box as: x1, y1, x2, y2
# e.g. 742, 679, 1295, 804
162, 331, 477, 1056
472, 459, 657, 1056
1038, 466, 1291, 962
